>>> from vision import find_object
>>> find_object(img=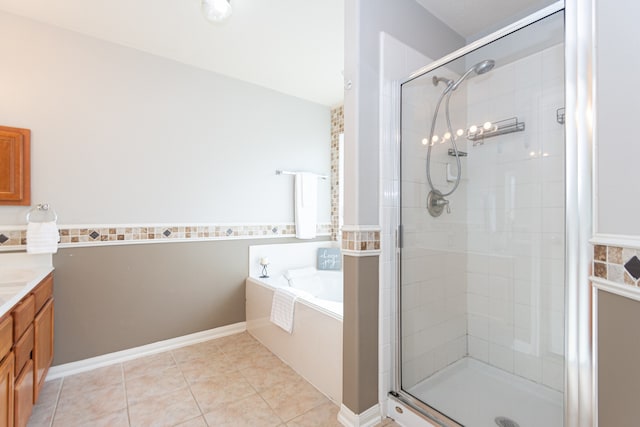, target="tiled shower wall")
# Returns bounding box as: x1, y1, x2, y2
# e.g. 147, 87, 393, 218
400, 62, 469, 389
465, 43, 565, 391
398, 42, 565, 393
